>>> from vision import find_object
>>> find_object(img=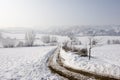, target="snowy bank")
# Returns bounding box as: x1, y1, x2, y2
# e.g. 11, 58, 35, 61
0, 46, 63, 80
48, 47, 94, 80
60, 45, 120, 79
